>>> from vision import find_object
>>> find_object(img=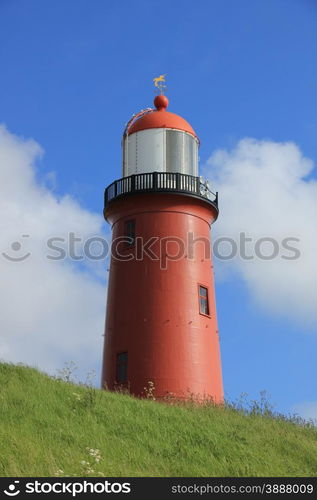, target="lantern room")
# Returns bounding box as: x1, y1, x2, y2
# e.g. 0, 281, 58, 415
122, 95, 199, 177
